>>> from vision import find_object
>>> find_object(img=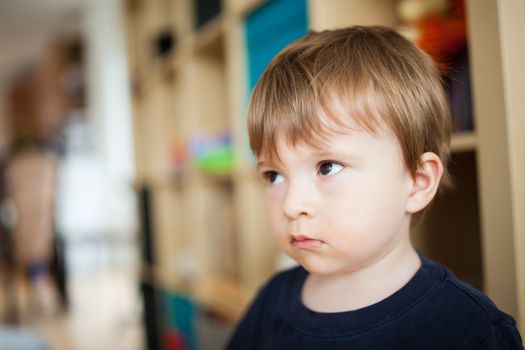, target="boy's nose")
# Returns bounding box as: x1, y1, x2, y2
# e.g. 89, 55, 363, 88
282, 180, 313, 220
